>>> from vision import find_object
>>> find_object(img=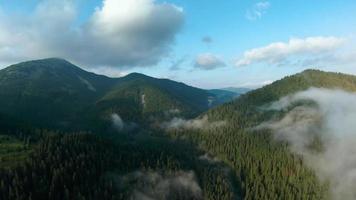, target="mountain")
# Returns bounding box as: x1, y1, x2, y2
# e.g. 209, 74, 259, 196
0, 59, 241, 199
0, 58, 115, 129
2, 67, 356, 199
207, 87, 250, 105
170, 69, 356, 200
0, 58, 231, 130
208, 69, 356, 122
207, 89, 239, 104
